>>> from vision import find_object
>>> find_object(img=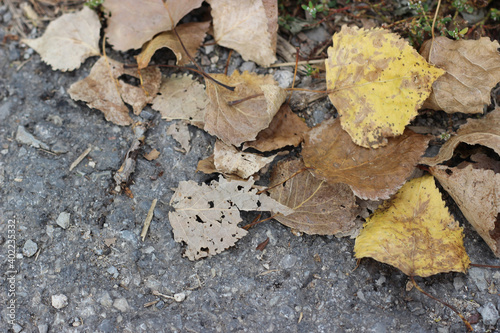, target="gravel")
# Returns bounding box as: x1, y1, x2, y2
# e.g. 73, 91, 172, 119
1, 16, 500, 333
